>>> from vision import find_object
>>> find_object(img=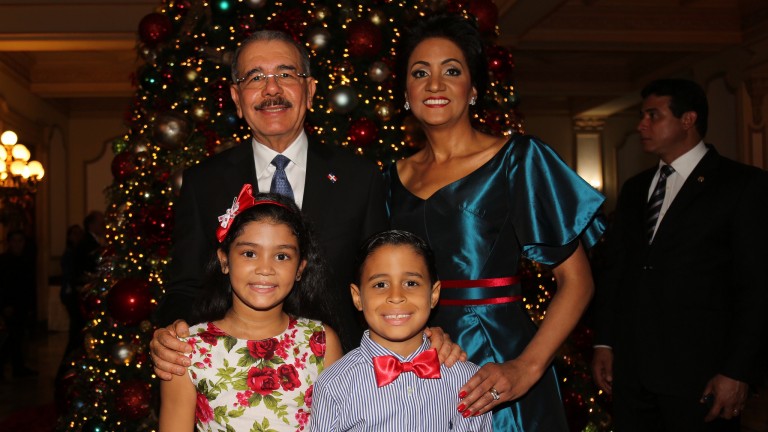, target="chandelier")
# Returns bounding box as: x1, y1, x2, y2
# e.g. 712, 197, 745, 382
1, 130, 45, 193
